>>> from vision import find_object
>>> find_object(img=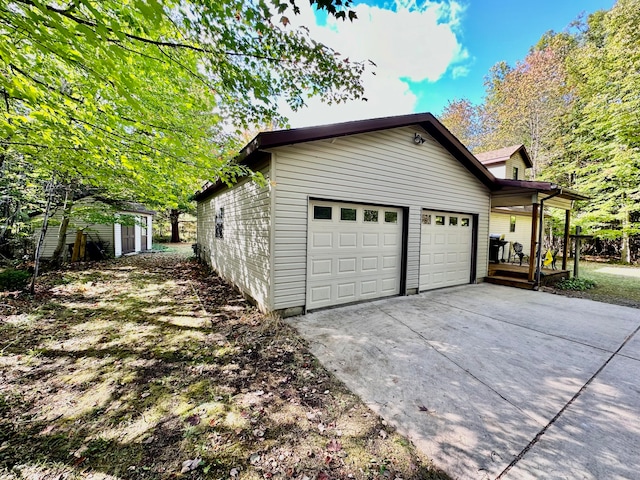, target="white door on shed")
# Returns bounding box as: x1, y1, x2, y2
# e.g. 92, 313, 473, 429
307, 201, 403, 310
420, 210, 473, 290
